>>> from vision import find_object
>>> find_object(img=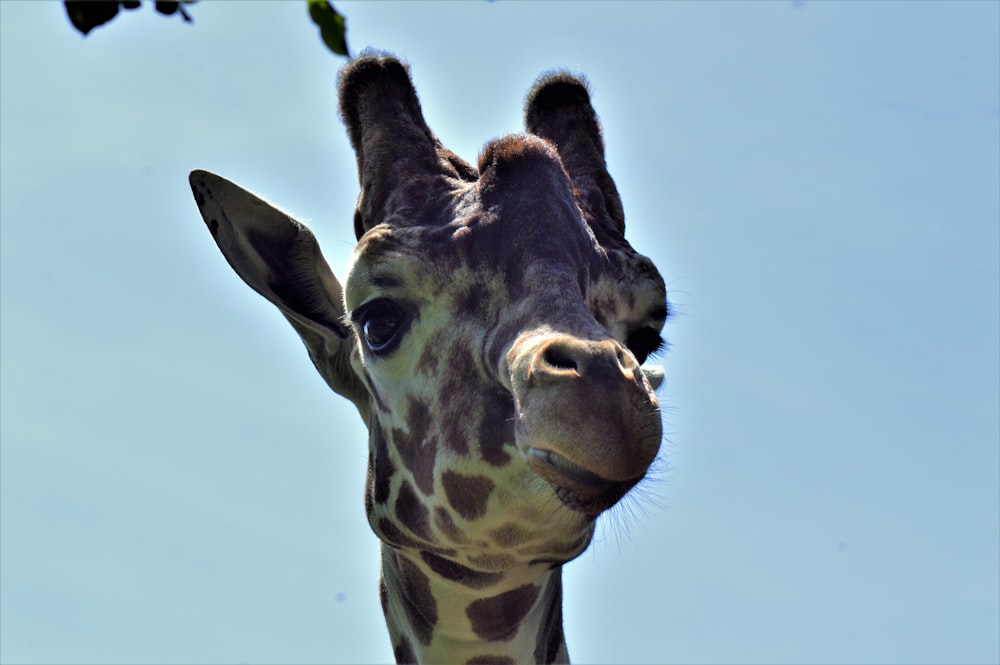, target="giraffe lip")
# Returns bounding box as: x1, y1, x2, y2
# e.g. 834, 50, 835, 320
526, 447, 635, 514
527, 448, 603, 484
